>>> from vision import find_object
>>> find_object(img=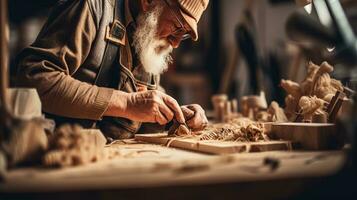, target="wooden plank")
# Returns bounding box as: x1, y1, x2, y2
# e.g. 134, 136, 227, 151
135, 134, 295, 155
265, 123, 342, 150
